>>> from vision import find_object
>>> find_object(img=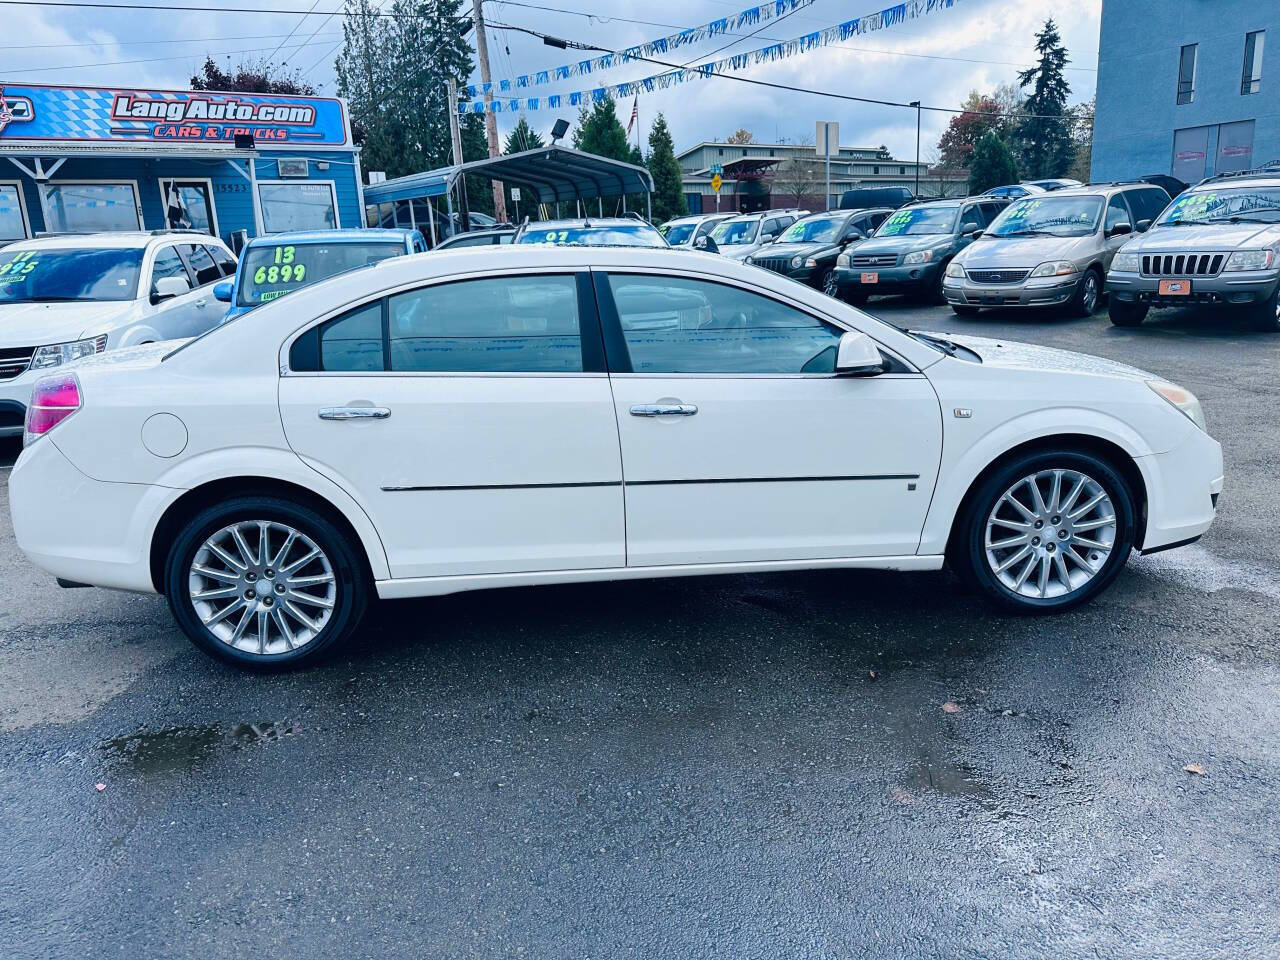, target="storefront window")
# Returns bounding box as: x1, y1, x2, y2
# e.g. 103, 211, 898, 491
259, 182, 338, 233
42, 183, 141, 232
162, 180, 216, 235
1, 185, 27, 240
